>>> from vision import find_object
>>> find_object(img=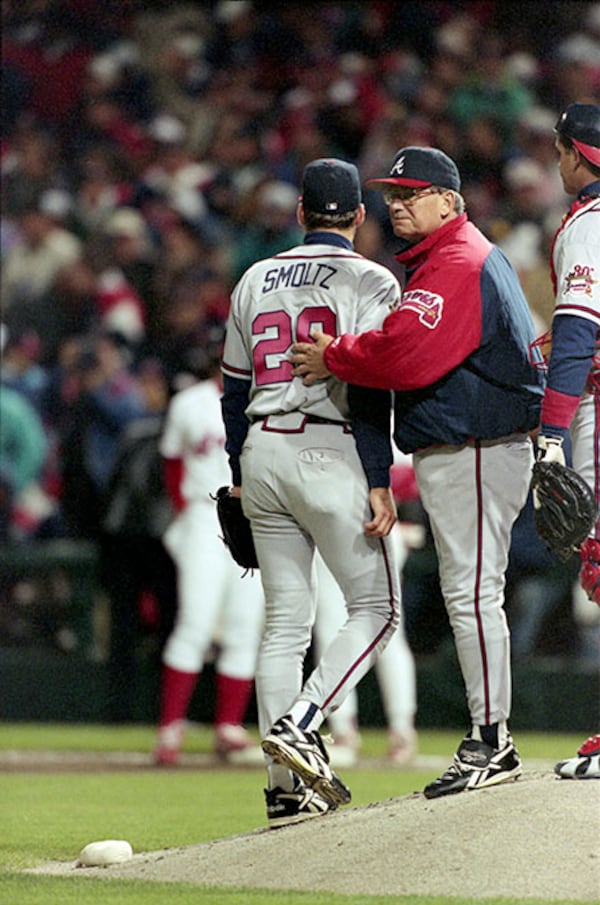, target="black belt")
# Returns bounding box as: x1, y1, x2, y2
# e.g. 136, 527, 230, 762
252, 414, 350, 427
